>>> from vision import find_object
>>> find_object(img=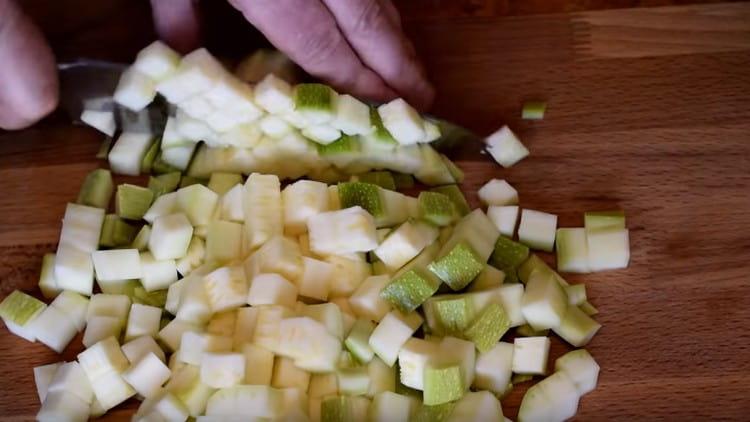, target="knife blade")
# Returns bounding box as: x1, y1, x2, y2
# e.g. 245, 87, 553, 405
58, 59, 484, 151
